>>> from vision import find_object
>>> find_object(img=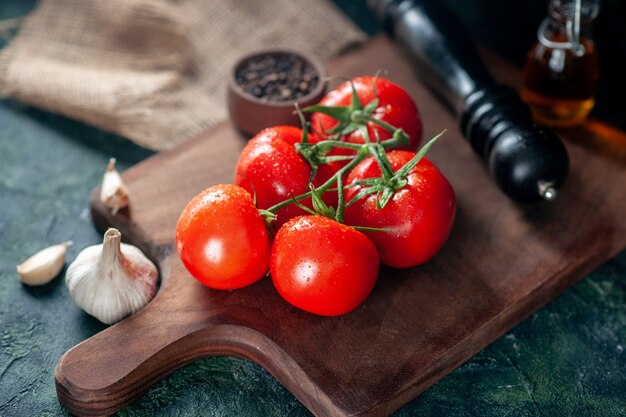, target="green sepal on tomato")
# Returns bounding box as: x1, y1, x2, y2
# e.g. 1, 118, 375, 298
344, 150, 456, 268
175, 184, 271, 290
270, 215, 380, 316
234, 126, 339, 227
